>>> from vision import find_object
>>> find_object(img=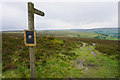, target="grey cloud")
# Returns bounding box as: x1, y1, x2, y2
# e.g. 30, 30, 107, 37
2, 2, 118, 31
36, 2, 117, 23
